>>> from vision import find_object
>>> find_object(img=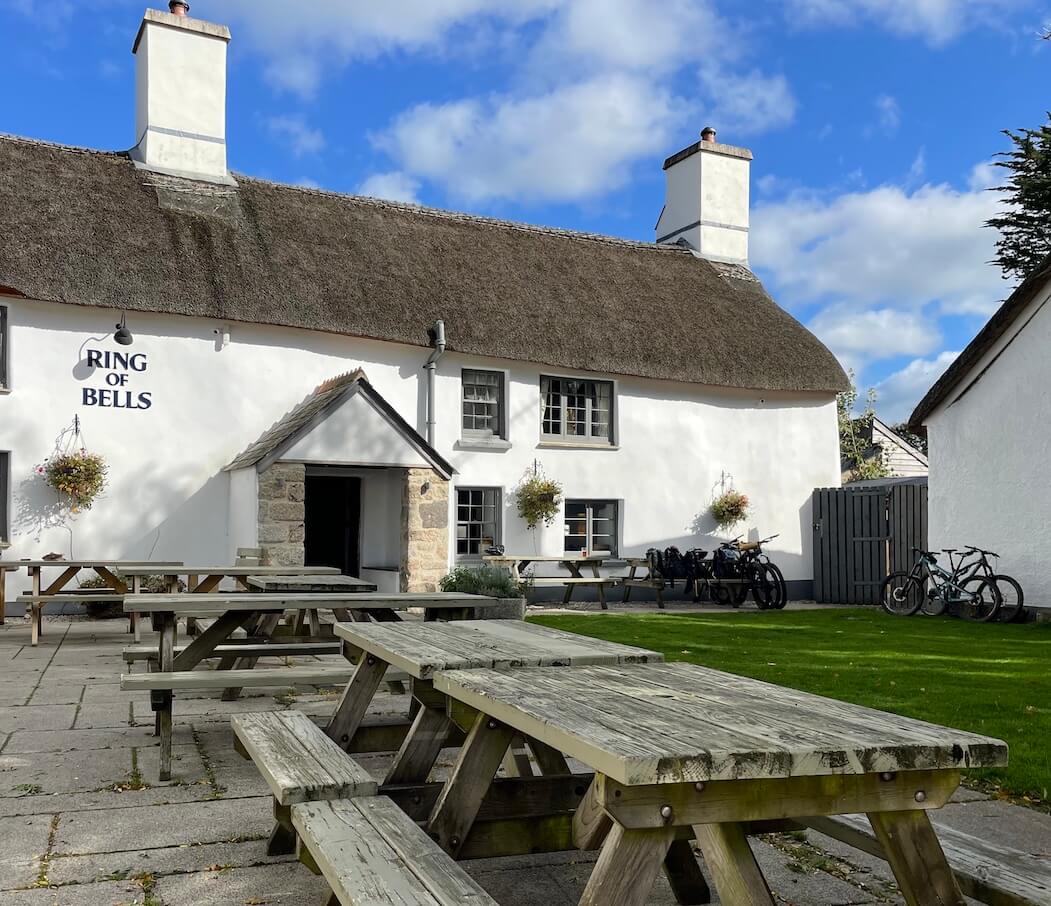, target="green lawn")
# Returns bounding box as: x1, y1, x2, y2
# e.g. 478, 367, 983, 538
528, 608, 1051, 803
